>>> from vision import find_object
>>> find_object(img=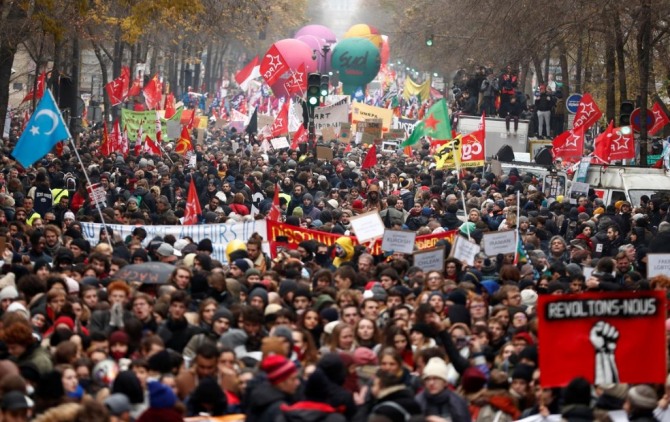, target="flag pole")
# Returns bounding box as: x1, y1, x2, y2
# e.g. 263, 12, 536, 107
460, 190, 471, 241
514, 190, 520, 264
52, 93, 113, 249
